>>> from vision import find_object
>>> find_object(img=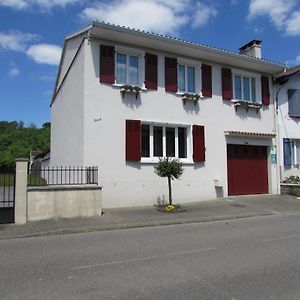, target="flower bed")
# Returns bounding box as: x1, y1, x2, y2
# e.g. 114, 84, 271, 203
155, 204, 186, 213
